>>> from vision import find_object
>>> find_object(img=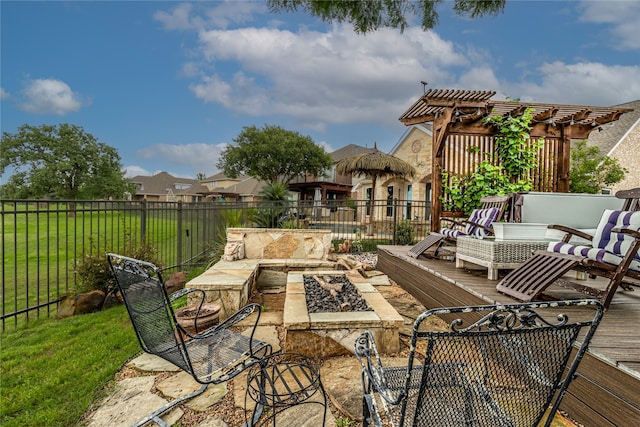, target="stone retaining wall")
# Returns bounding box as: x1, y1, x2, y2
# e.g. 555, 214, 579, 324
186, 228, 333, 319
226, 228, 333, 260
